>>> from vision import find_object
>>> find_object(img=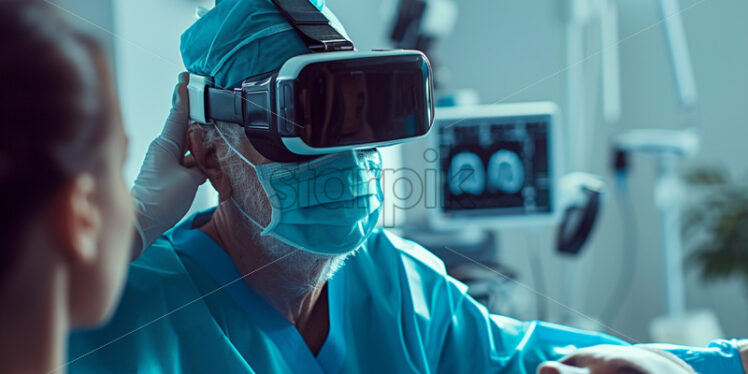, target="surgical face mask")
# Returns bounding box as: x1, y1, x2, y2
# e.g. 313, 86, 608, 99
215, 125, 383, 255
